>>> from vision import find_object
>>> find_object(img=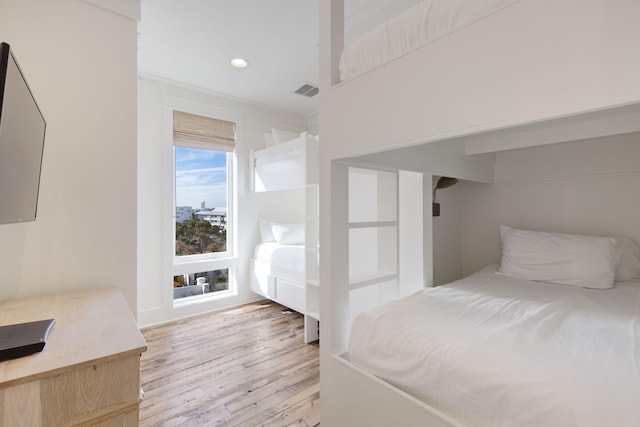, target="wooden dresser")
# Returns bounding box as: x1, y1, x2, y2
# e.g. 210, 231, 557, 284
0, 288, 147, 426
